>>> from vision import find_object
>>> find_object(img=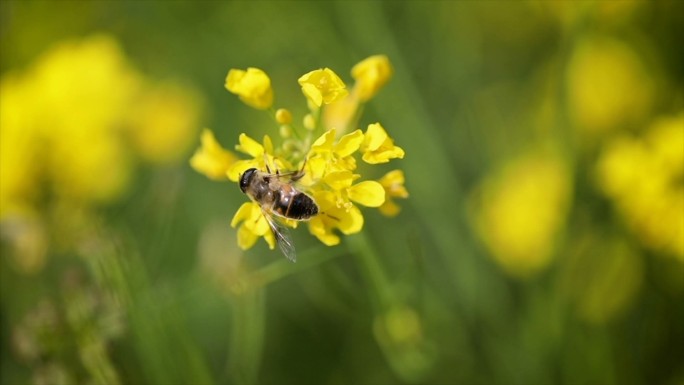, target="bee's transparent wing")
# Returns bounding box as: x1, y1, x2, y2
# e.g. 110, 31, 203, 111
263, 211, 297, 262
